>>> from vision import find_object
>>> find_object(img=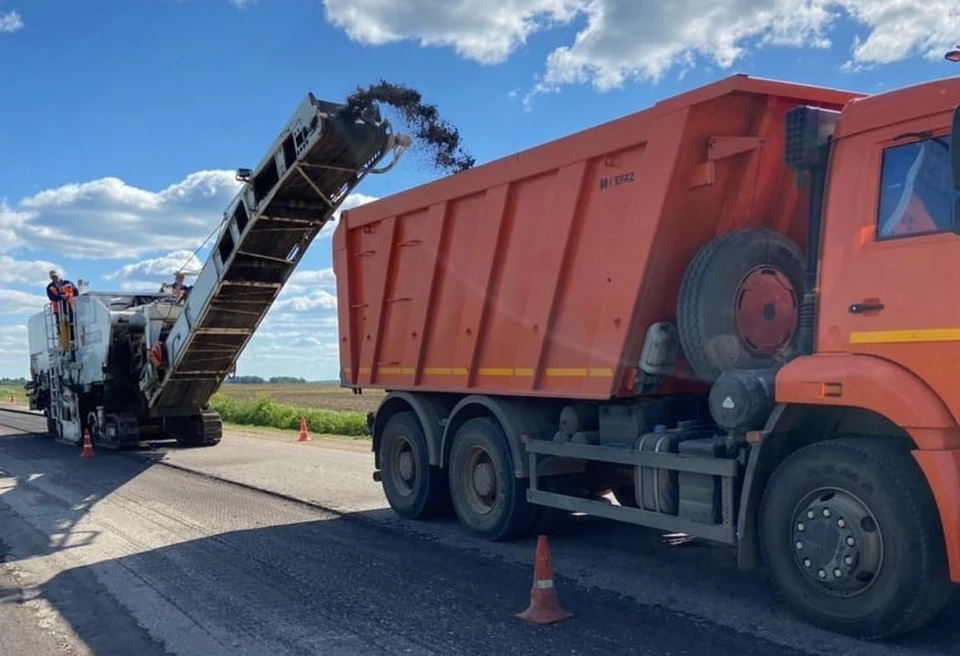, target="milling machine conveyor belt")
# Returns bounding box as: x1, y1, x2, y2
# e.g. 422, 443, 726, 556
146, 93, 399, 415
